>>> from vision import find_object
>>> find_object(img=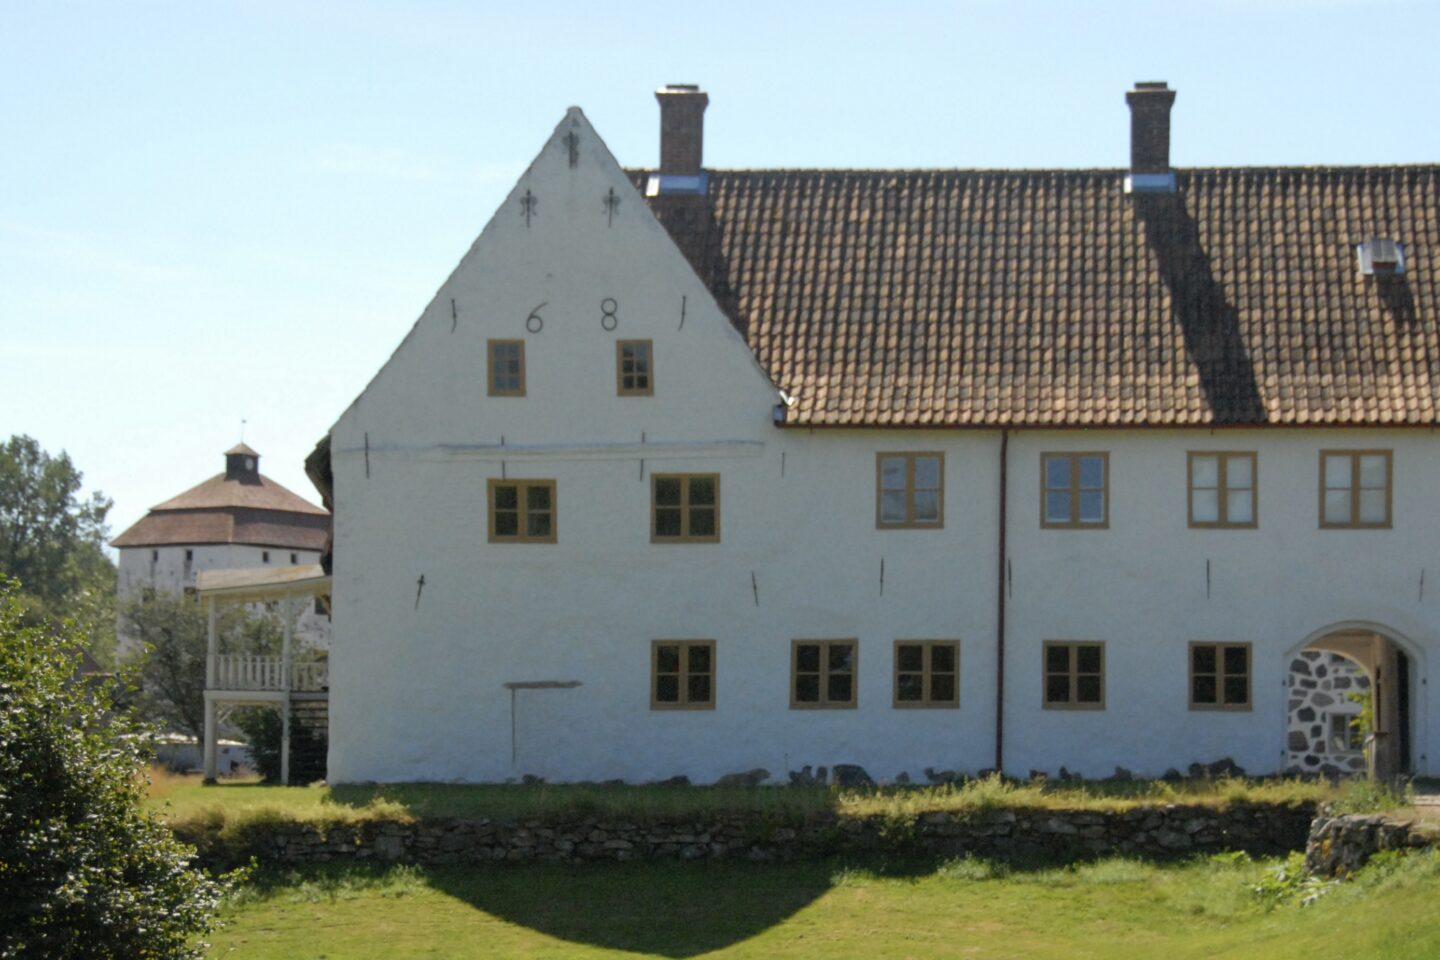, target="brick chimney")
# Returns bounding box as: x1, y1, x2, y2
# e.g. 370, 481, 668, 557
656, 84, 709, 176
1124, 81, 1177, 194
